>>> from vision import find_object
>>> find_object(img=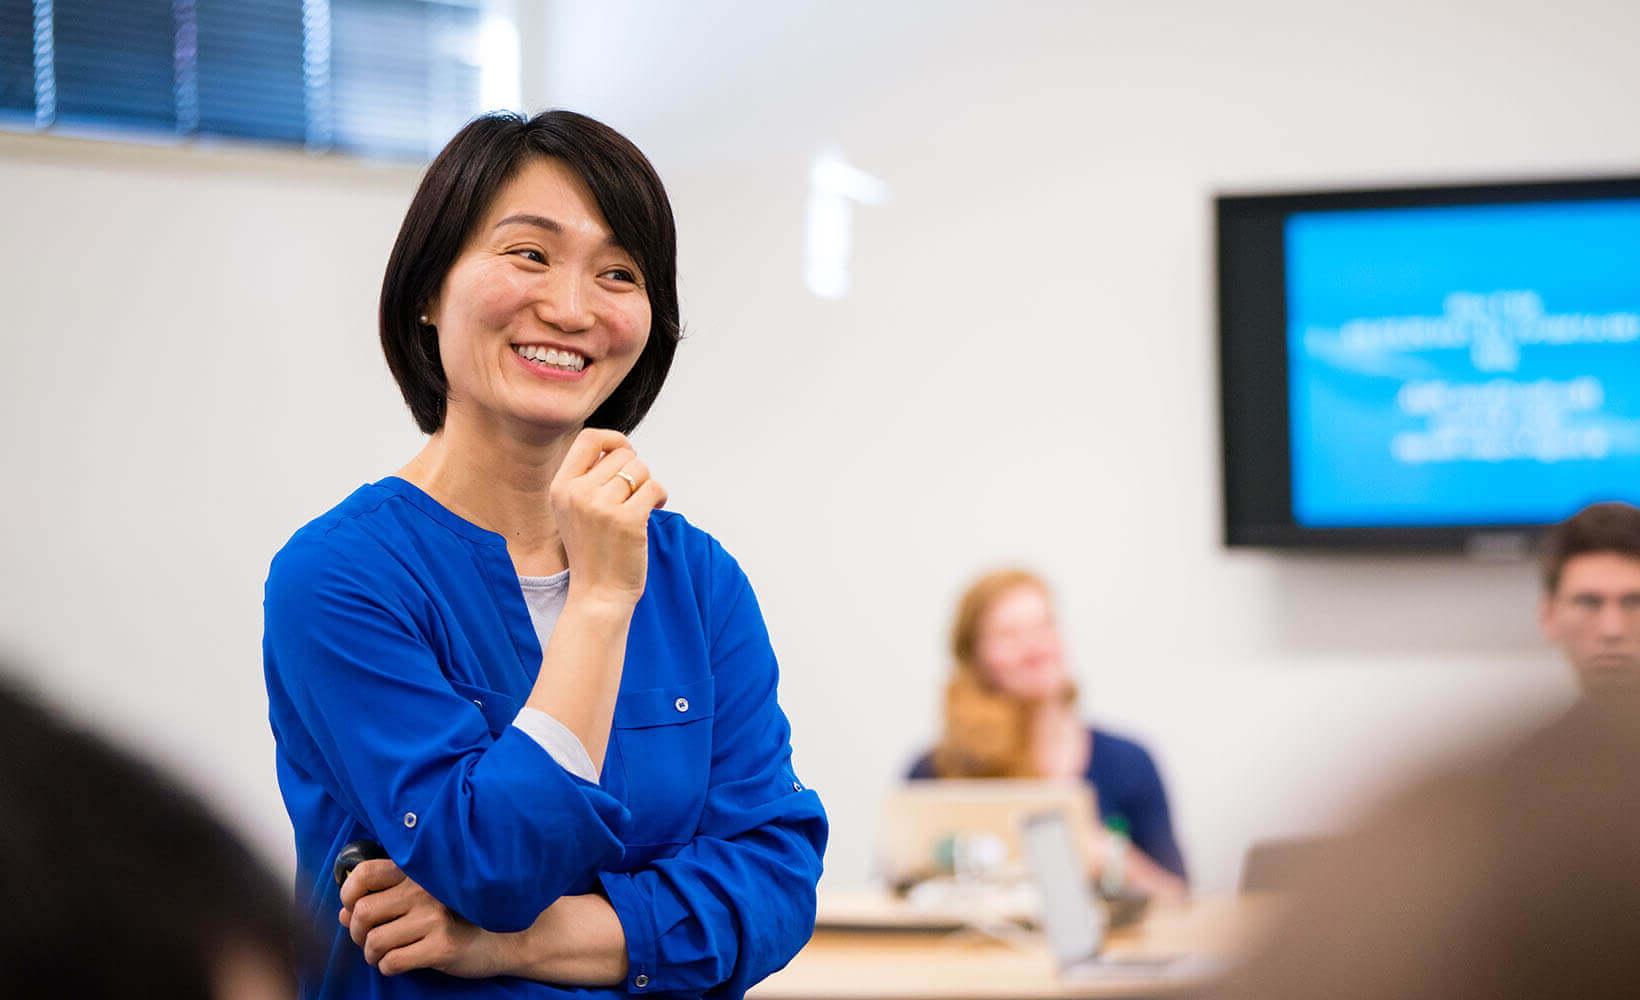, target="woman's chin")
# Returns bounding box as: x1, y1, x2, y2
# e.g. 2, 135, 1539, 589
998, 680, 1068, 704
492, 396, 592, 433
527, 415, 586, 437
